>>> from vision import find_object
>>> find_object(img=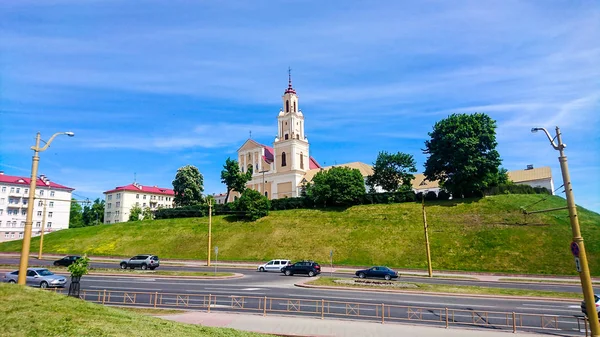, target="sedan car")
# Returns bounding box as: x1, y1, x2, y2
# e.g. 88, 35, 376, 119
281, 260, 321, 277
54, 255, 81, 267
257, 259, 291, 272
2, 268, 67, 288
581, 294, 600, 317
355, 266, 399, 280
